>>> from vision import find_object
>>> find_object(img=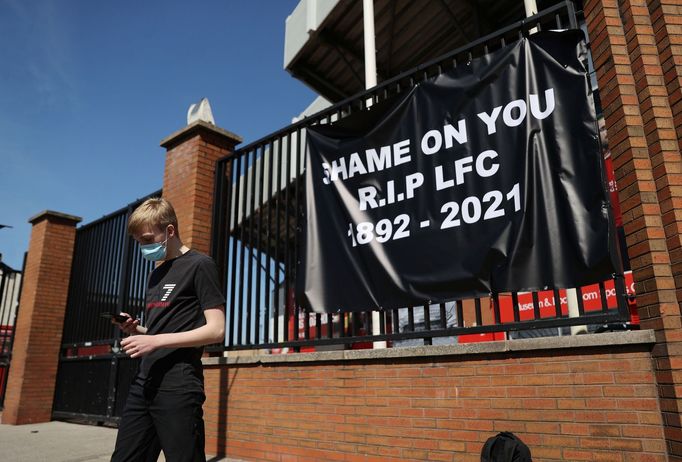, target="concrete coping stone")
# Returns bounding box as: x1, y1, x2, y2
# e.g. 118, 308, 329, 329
160, 120, 242, 148
203, 329, 656, 367
28, 210, 82, 225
